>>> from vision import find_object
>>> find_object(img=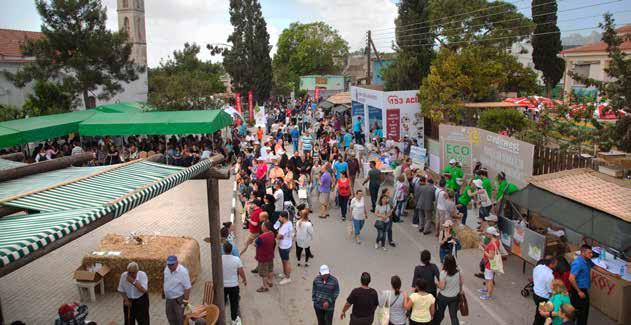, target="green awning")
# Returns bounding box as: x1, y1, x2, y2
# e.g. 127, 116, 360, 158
78, 109, 233, 136
94, 102, 156, 114
0, 110, 96, 148
0, 159, 213, 268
